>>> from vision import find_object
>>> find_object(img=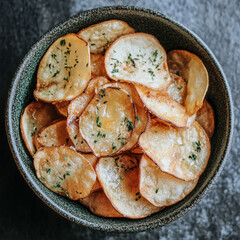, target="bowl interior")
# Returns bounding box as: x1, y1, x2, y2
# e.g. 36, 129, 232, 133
6, 6, 233, 232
